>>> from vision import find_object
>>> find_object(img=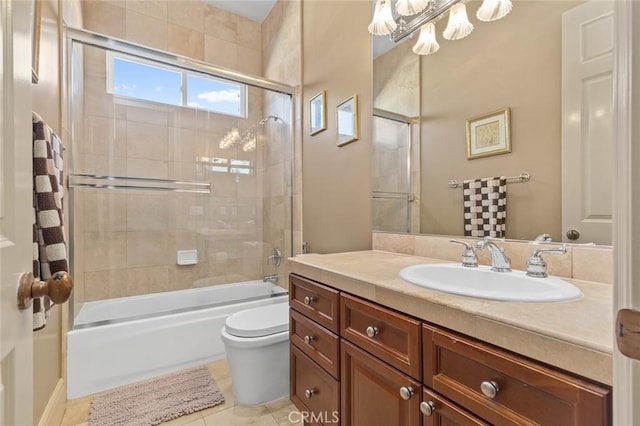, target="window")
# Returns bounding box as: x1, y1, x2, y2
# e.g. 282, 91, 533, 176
107, 53, 247, 118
